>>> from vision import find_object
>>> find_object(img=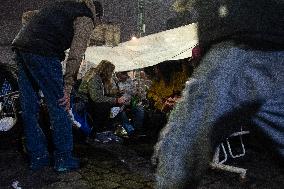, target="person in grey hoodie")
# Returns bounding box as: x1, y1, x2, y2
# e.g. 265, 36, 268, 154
153, 0, 284, 188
